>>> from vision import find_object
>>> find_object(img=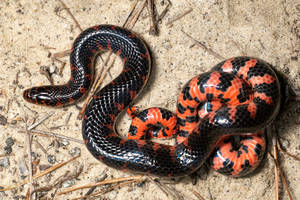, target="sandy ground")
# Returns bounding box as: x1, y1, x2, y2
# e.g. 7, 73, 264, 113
0, 0, 299, 199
